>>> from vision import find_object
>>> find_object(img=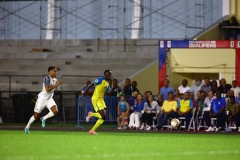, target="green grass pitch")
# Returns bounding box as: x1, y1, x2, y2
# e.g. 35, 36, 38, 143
0, 130, 240, 160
